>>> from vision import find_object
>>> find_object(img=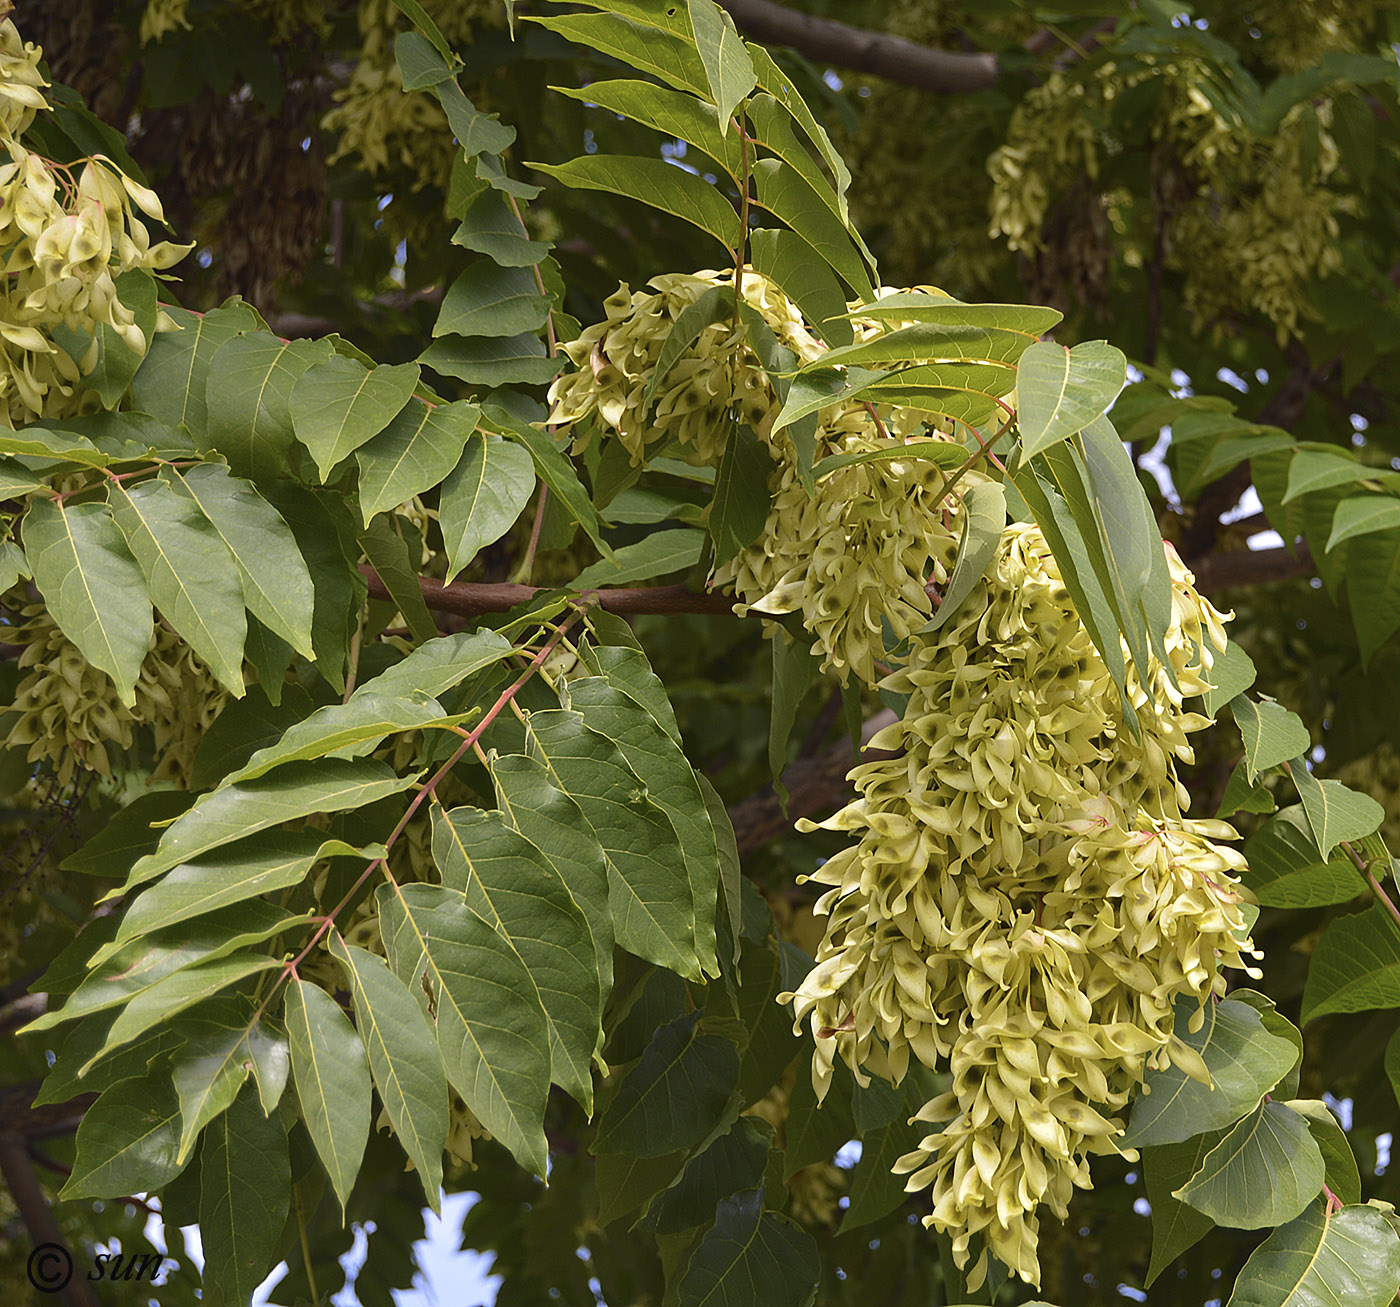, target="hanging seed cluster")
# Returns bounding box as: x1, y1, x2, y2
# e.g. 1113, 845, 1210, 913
0, 20, 189, 427
787, 528, 1257, 1287
548, 266, 1257, 1284
3, 596, 231, 787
